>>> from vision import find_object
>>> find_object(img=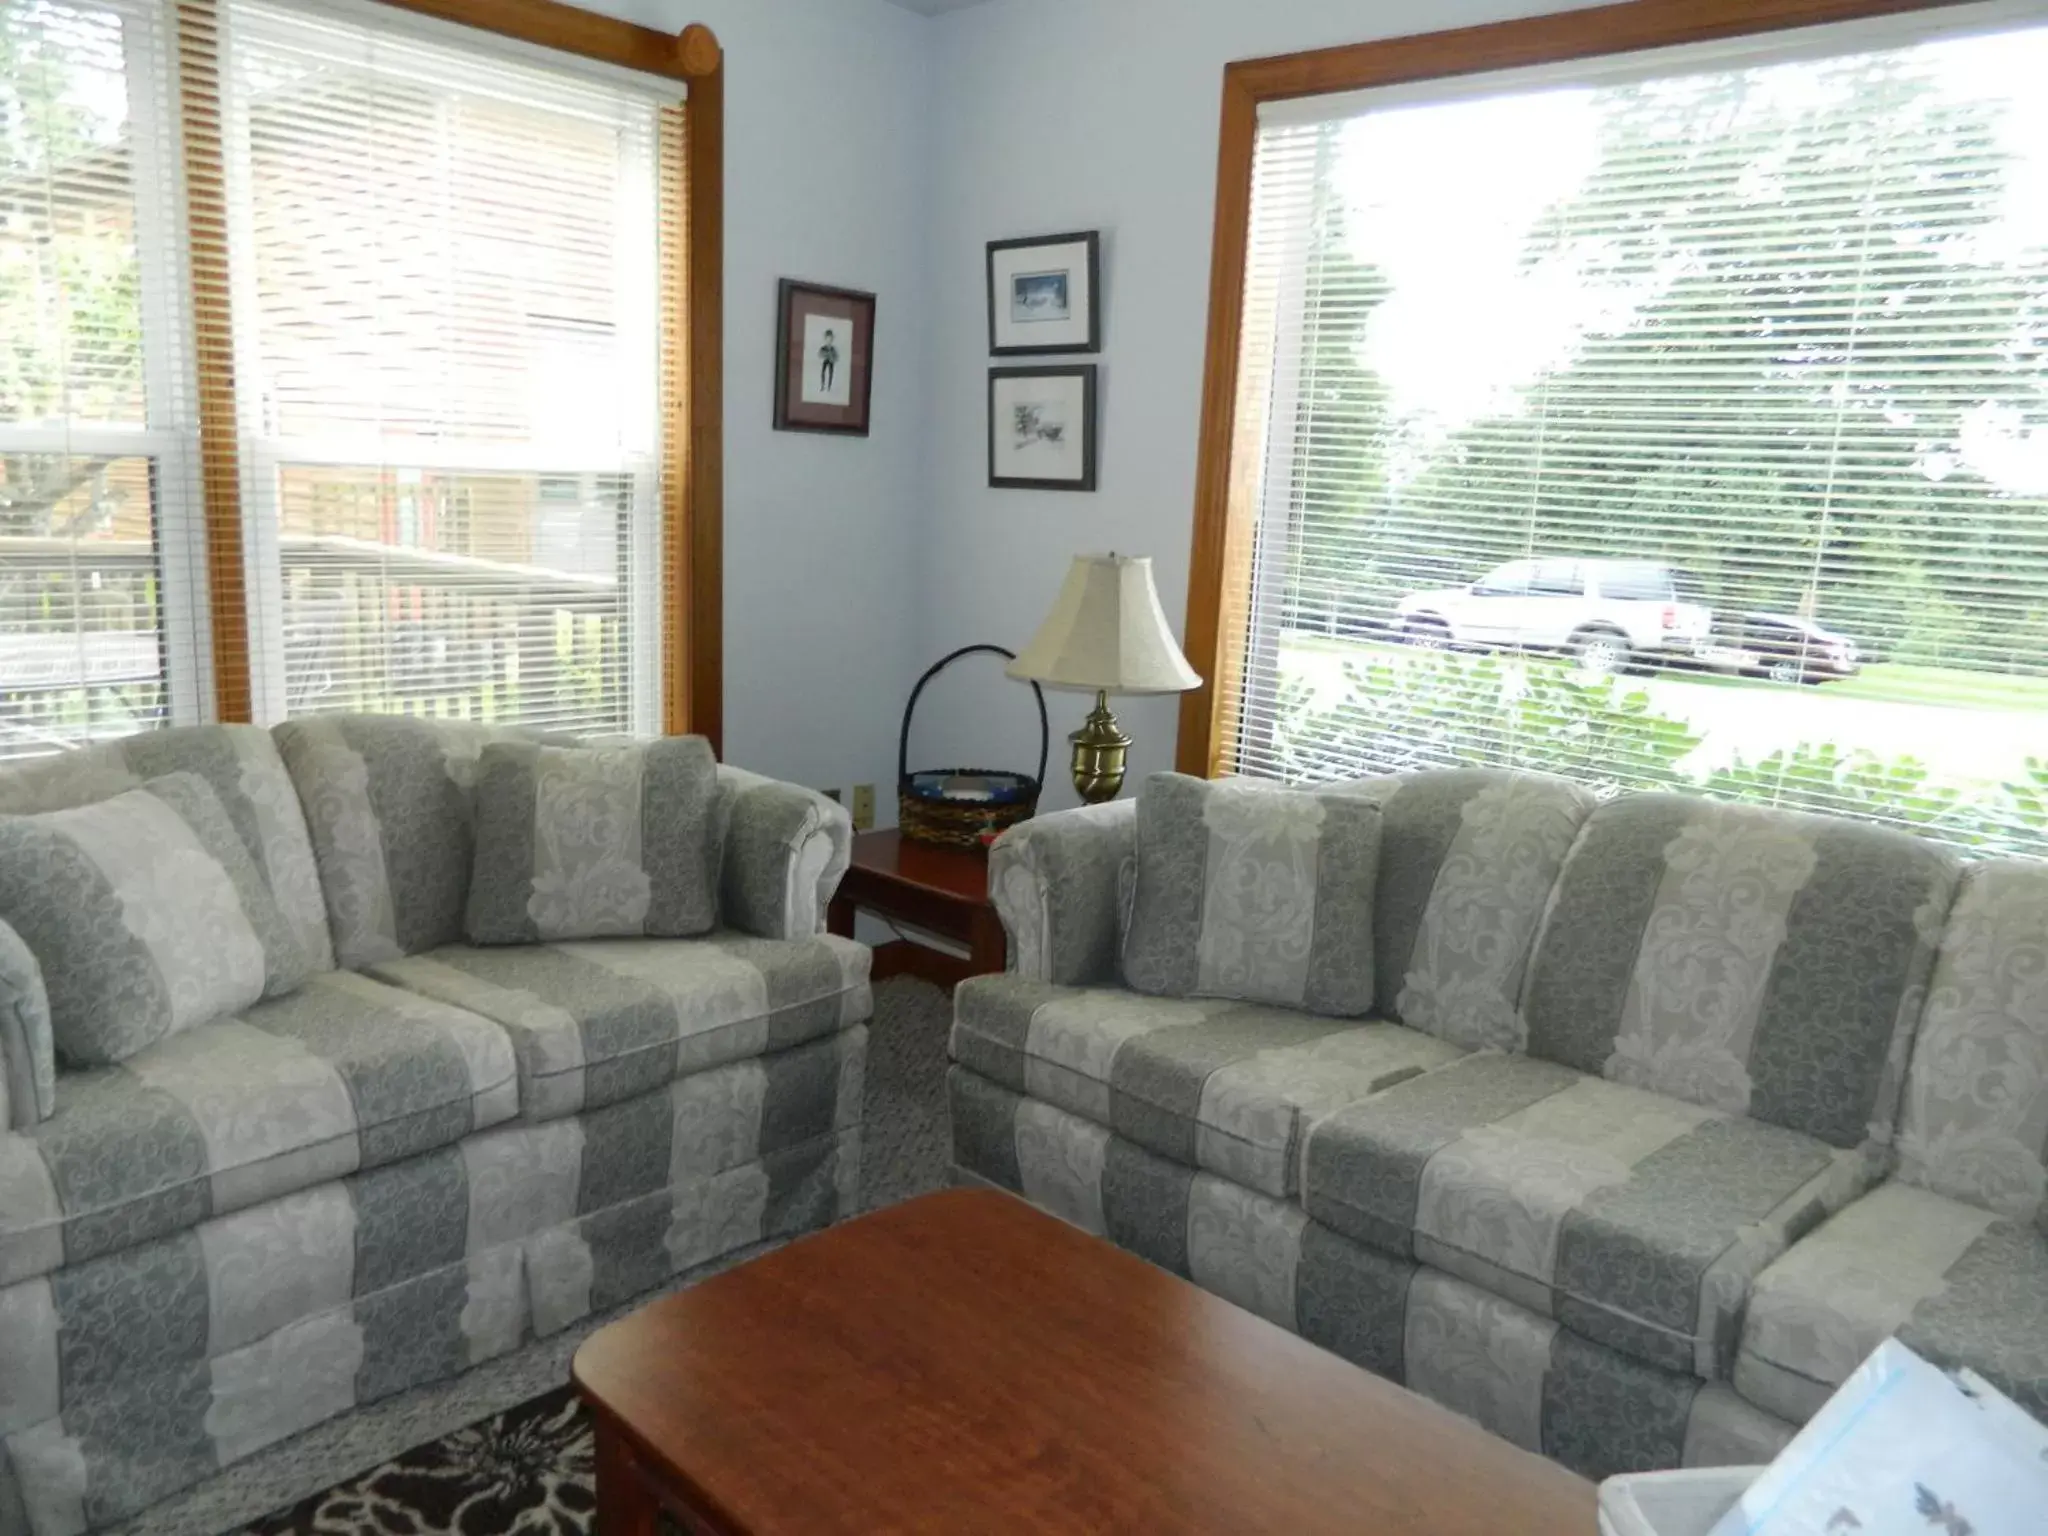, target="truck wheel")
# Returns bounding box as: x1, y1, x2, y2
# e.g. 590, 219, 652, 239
1569, 627, 1629, 679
